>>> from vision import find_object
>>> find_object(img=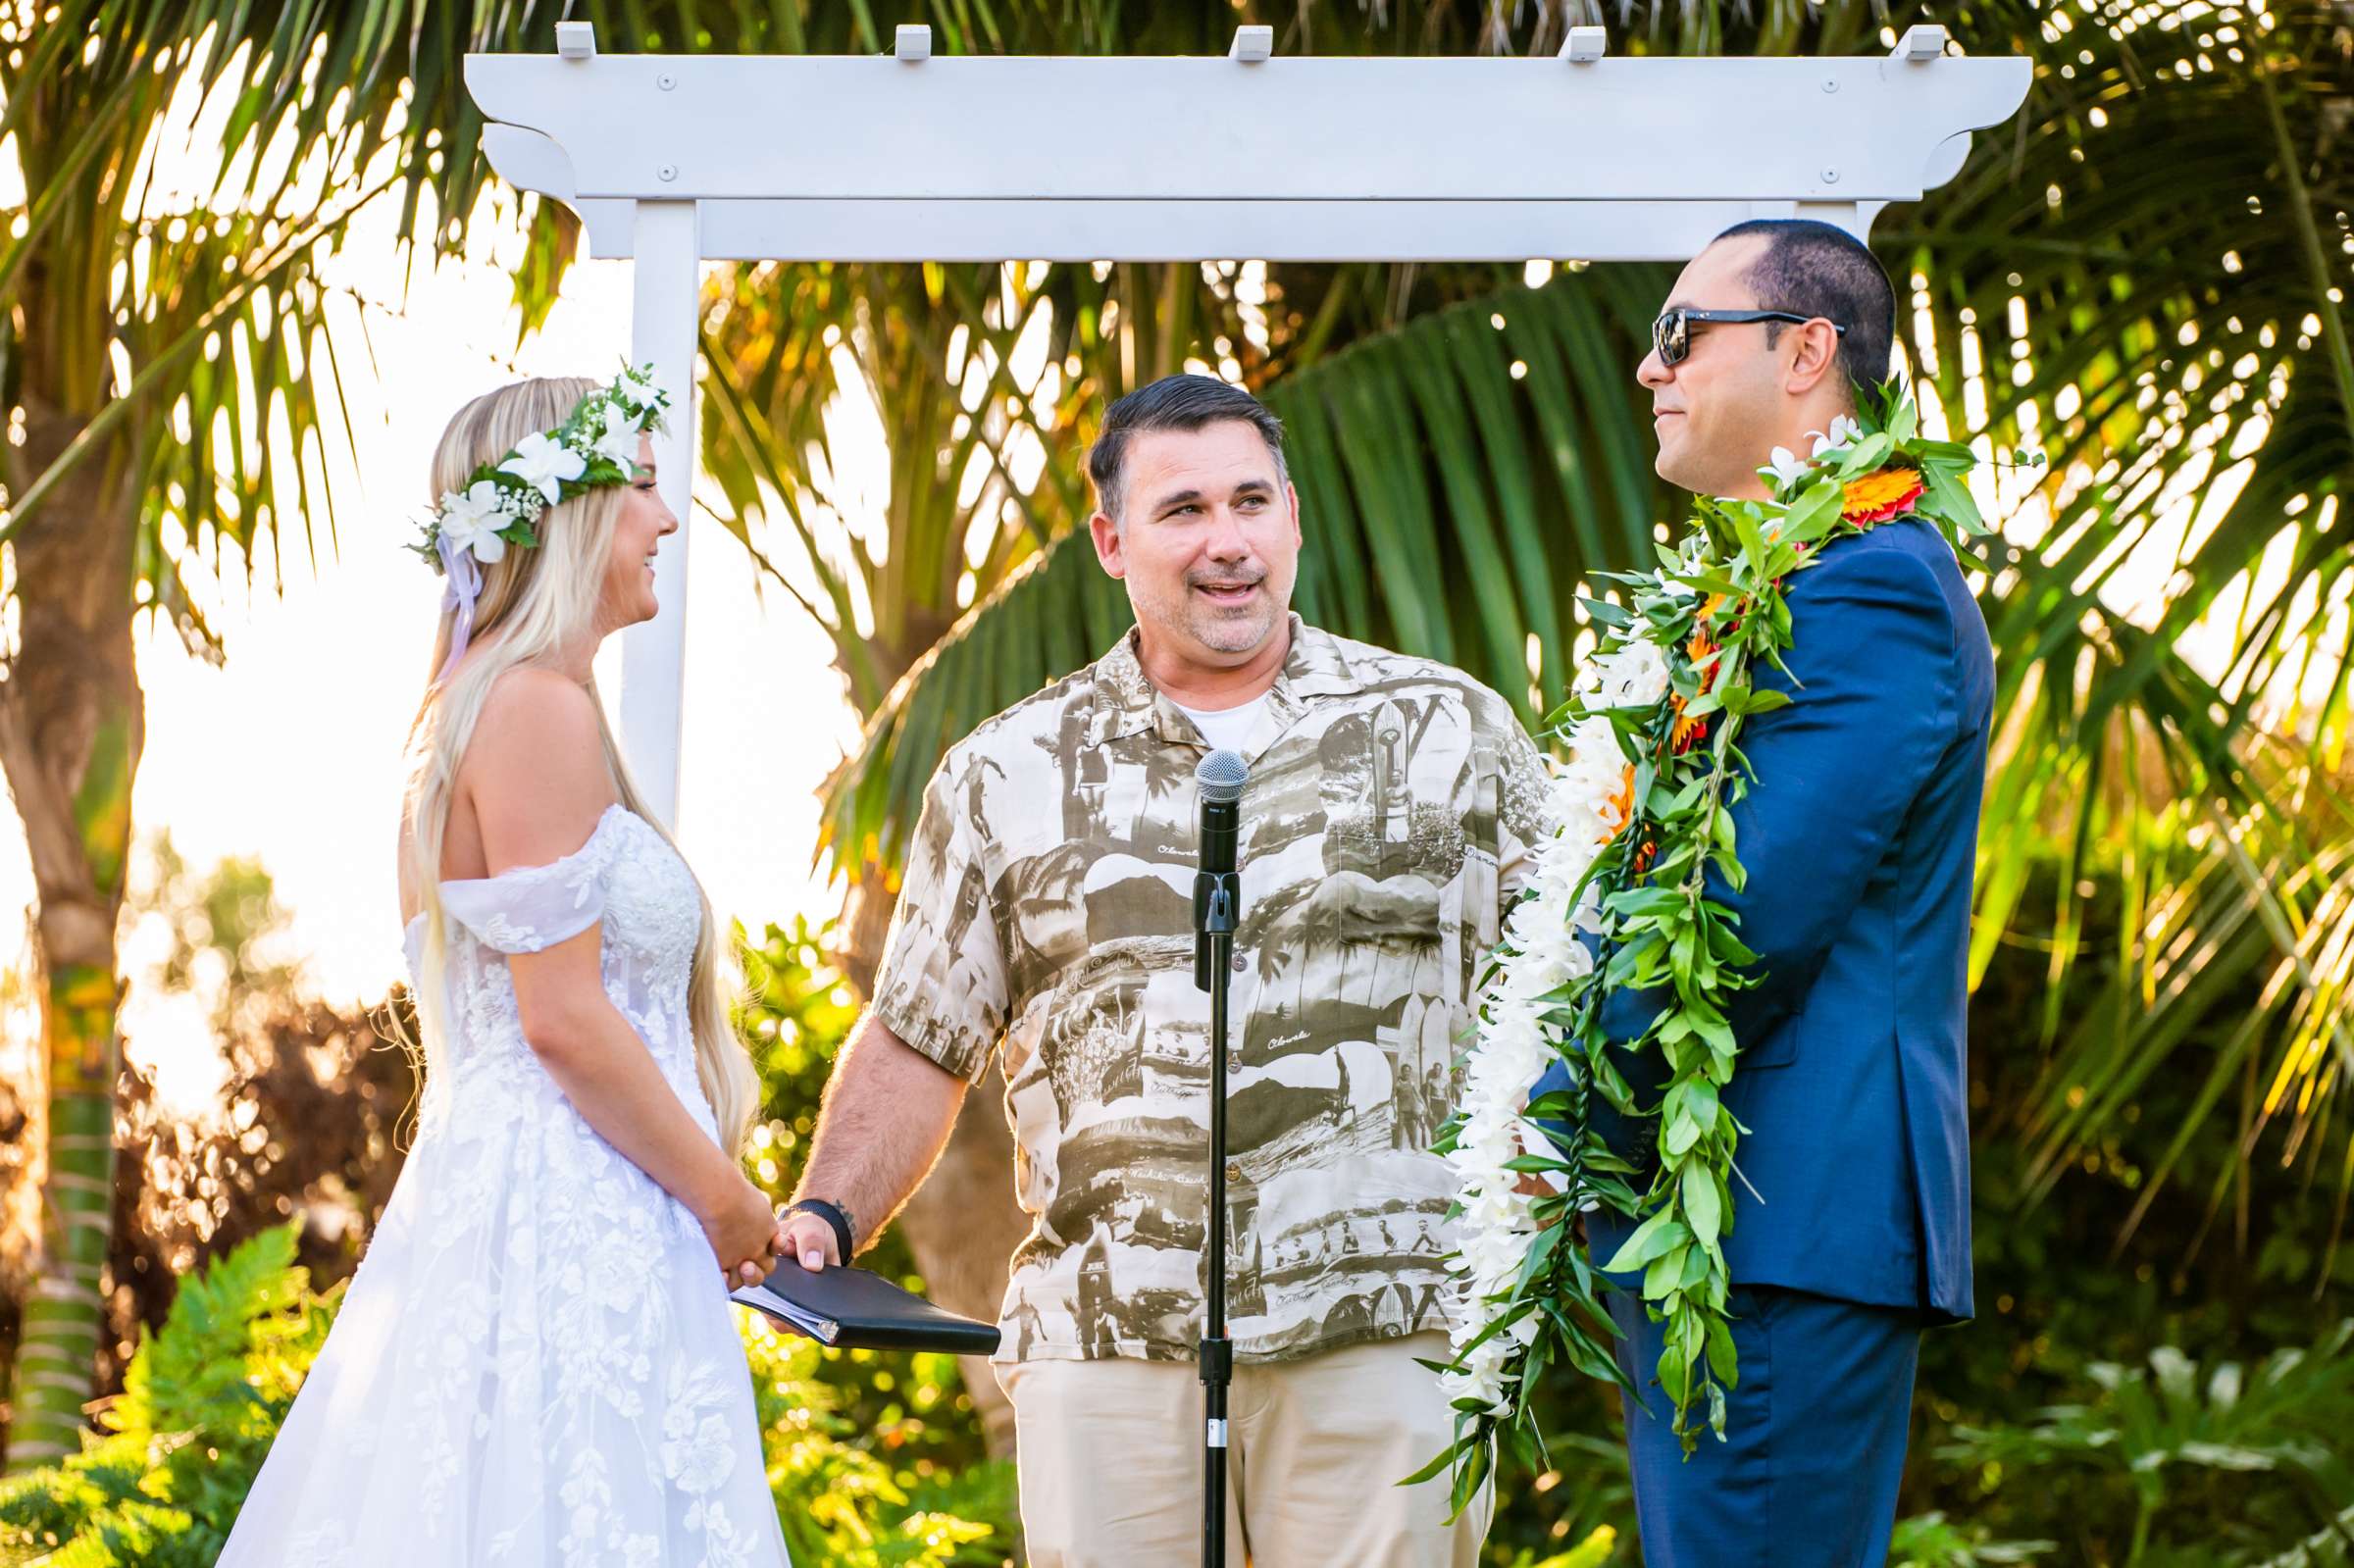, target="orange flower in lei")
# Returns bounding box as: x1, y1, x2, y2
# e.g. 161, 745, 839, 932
1841, 465, 1926, 524
1670, 625, 1722, 754
1601, 762, 1638, 844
